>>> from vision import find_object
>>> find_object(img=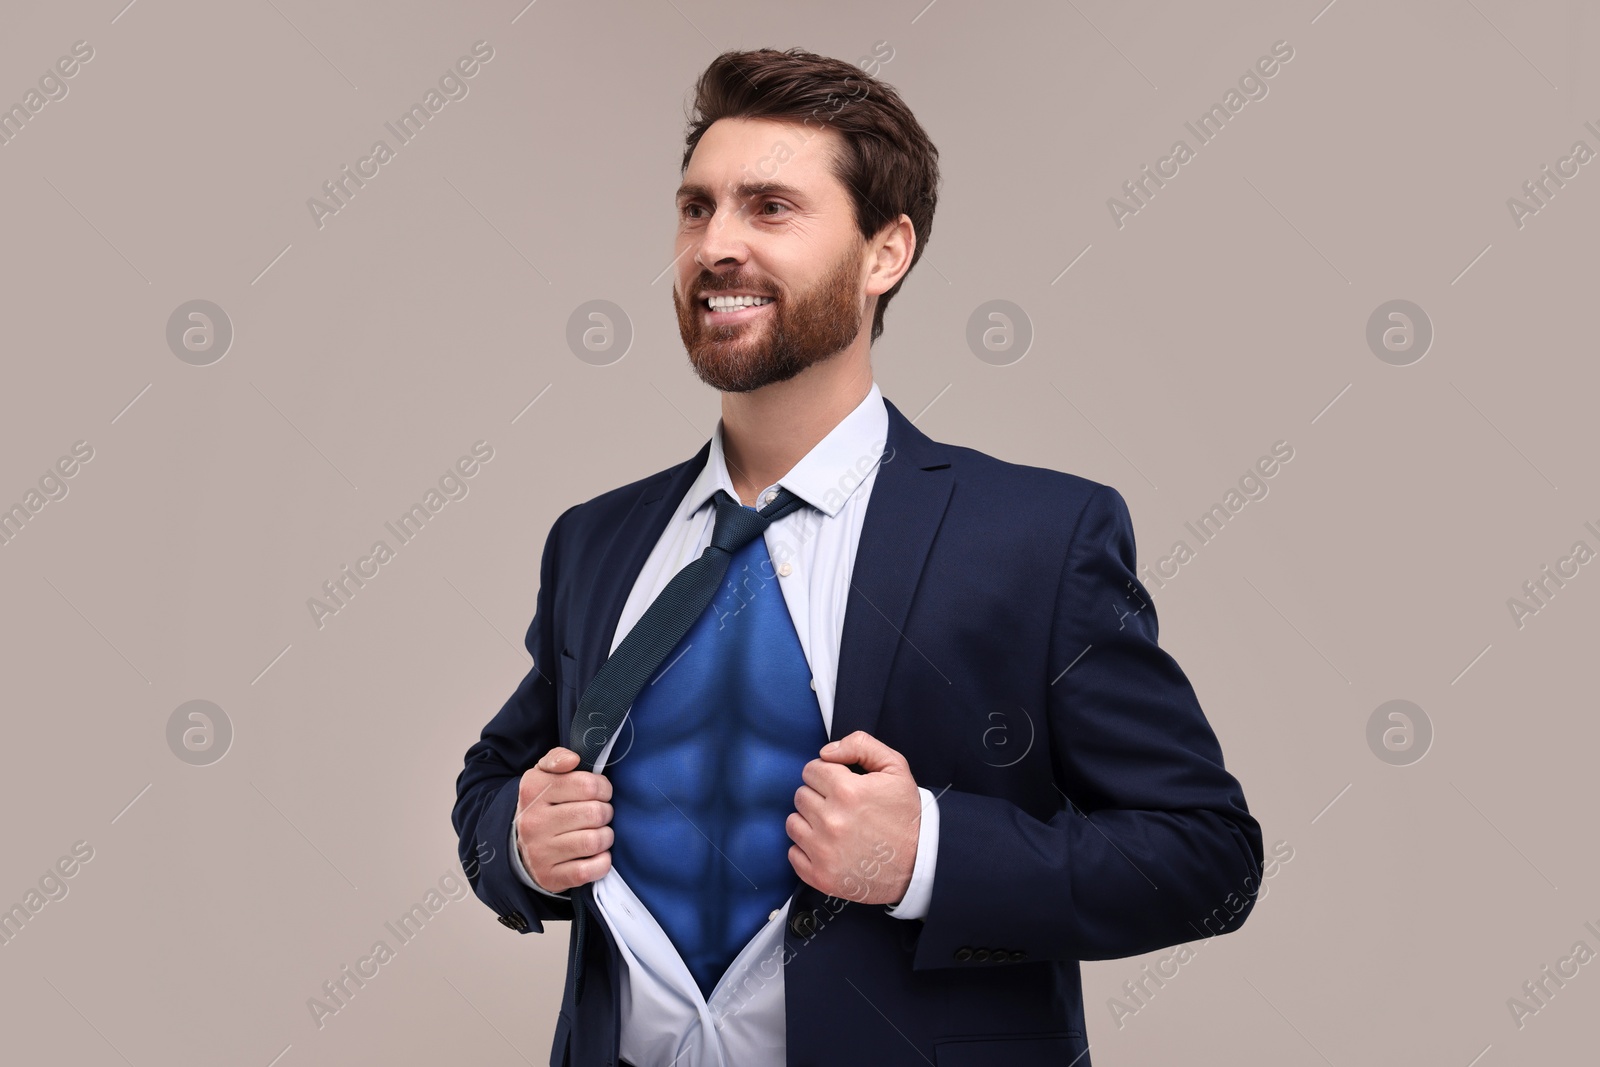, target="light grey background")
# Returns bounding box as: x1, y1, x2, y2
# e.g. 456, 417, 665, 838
1, 1, 1595, 1064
